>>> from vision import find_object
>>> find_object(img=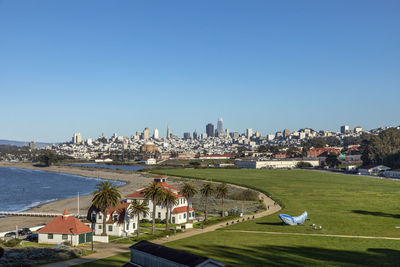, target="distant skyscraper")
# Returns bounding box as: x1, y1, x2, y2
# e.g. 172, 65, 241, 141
217, 118, 224, 137
283, 129, 291, 138
340, 125, 350, 134
167, 124, 171, 139
246, 128, 253, 138
153, 128, 159, 139
193, 130, 198, 140
206, 123, 215, 137
183, 132, 191, 140
29, 141, 37, 150
72, 133, 82, 144
143, 128, 150, 139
